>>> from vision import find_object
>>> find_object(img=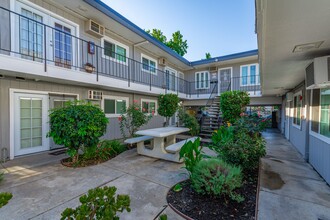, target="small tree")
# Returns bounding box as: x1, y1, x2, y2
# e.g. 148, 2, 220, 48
48, 101, 108, 163
205, 52, 211, 59
119, 101, 152, 138
220, 91, 250, 124
61, 186, 131, 220
178, 107, 200, 136
158, 94, 180, 126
